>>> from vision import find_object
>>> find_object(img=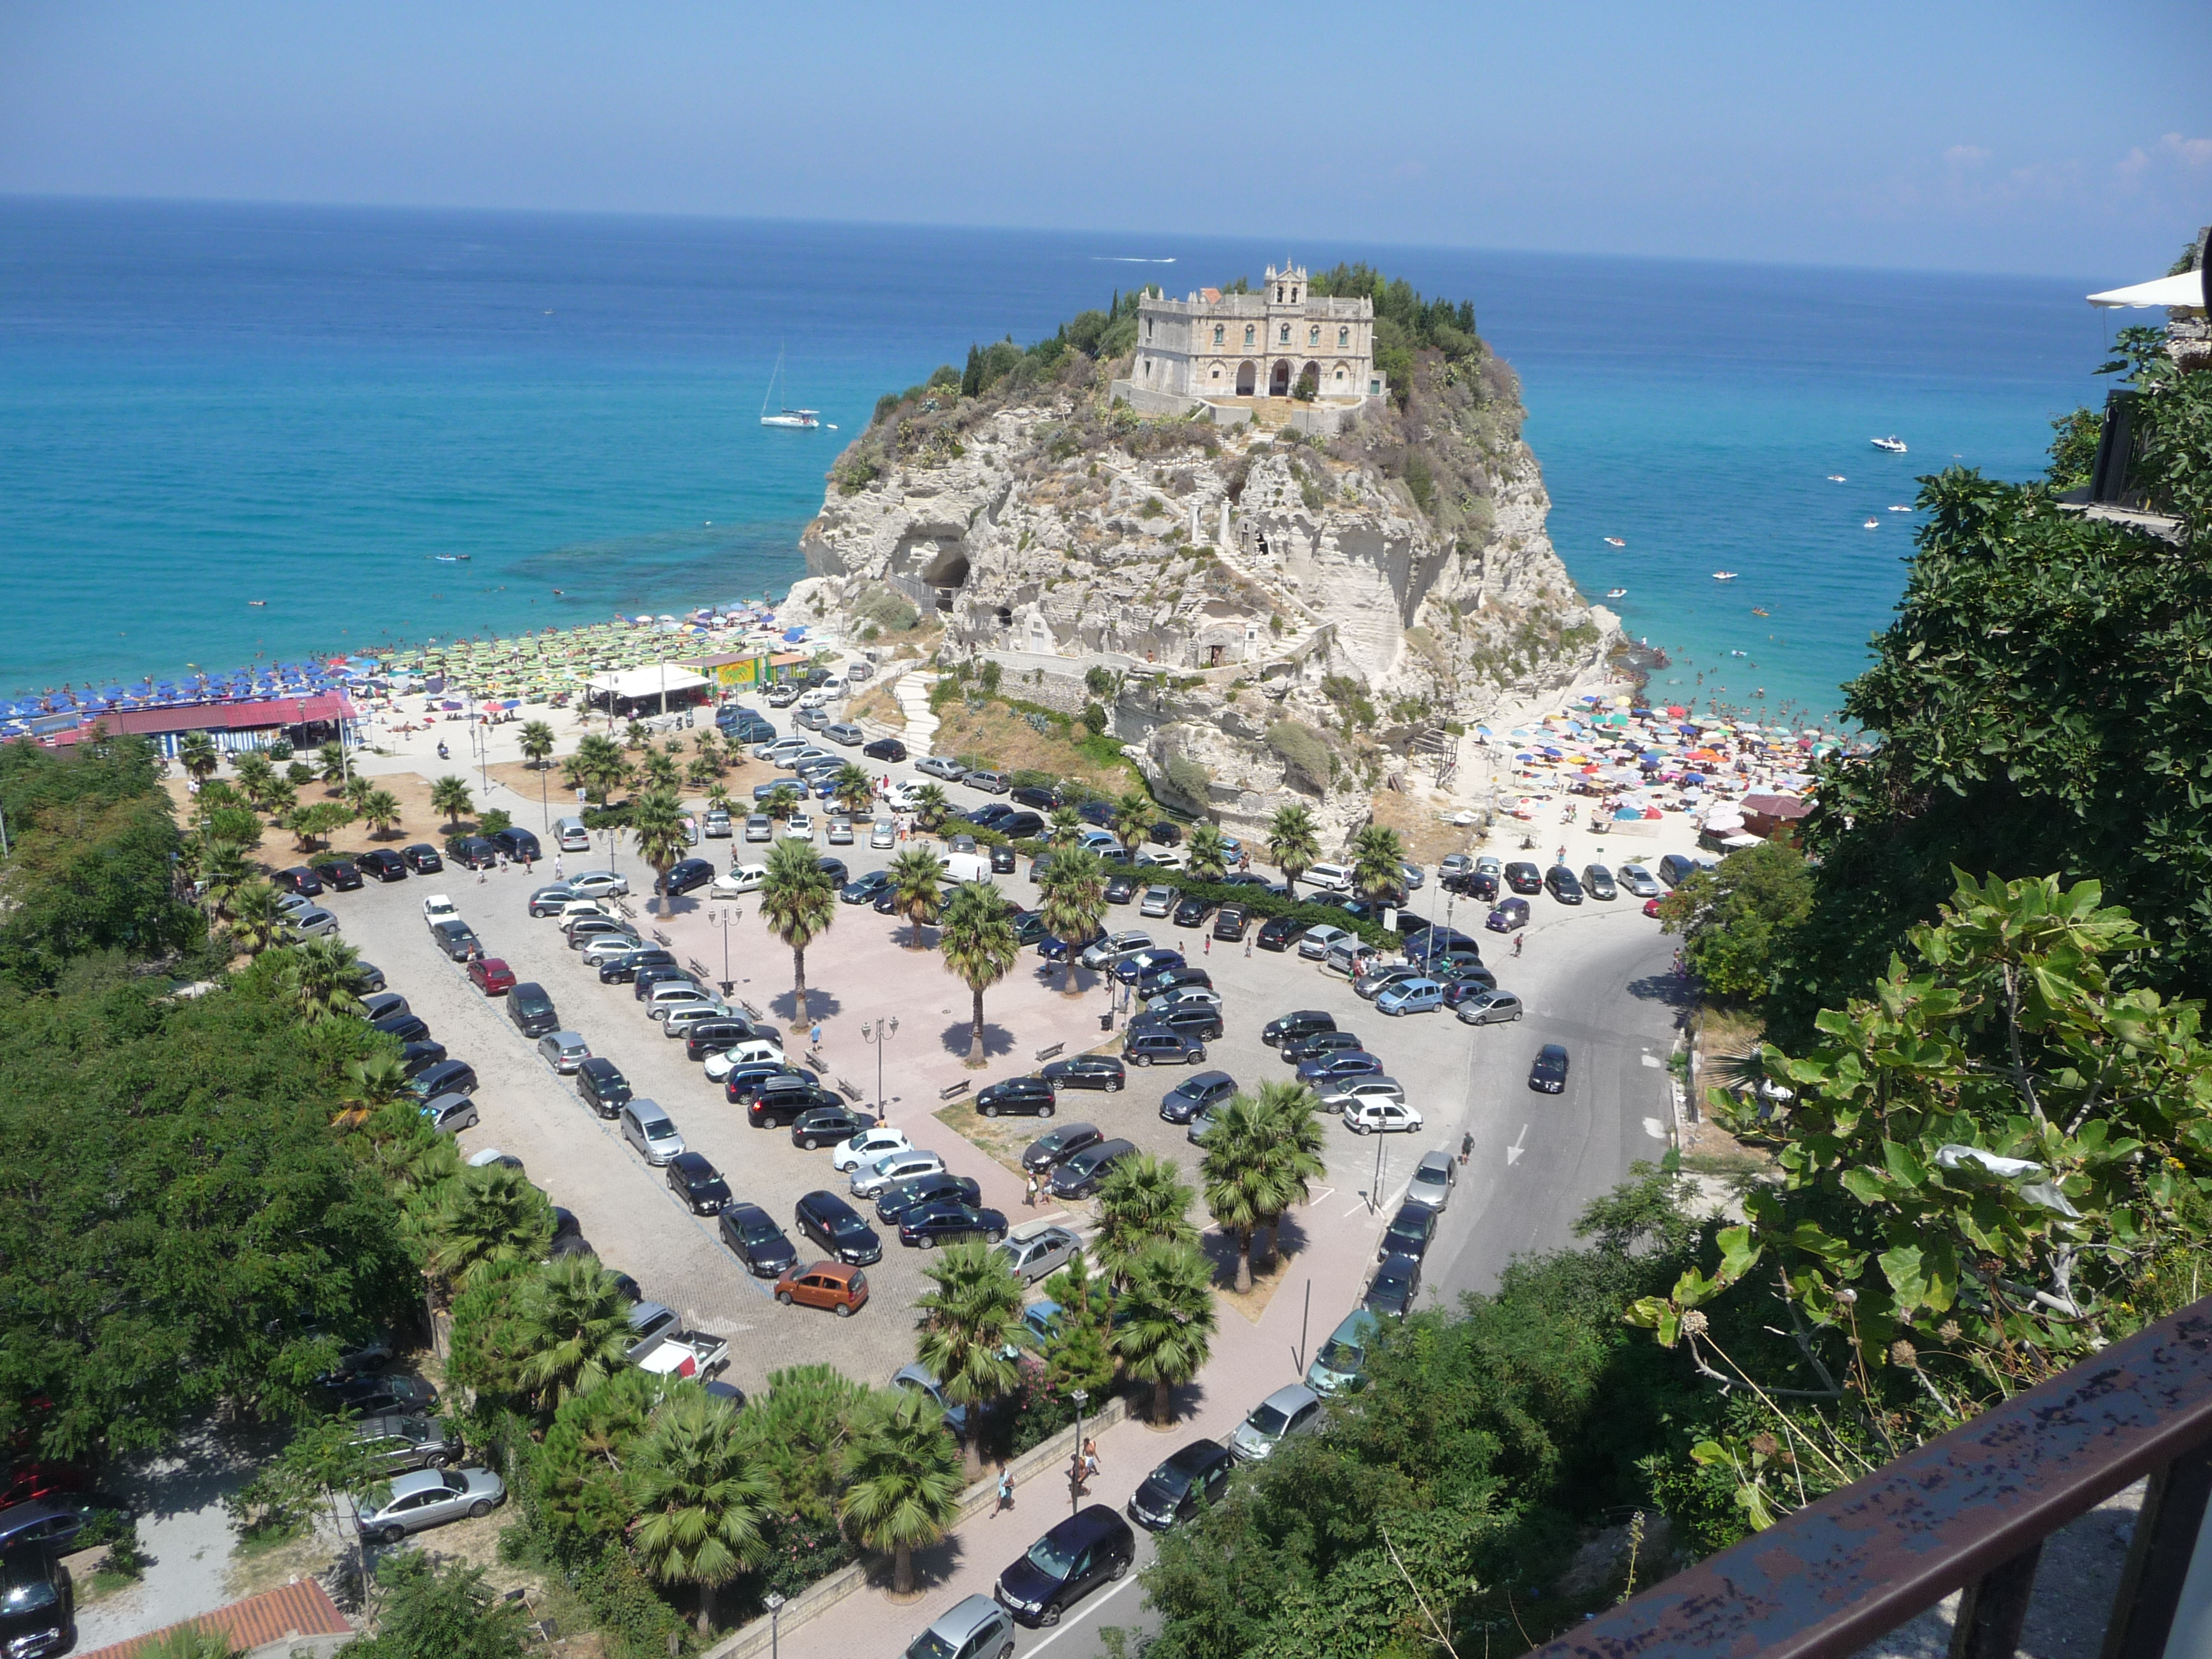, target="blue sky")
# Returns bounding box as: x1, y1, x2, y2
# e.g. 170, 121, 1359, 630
3, 0, 2206, 279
